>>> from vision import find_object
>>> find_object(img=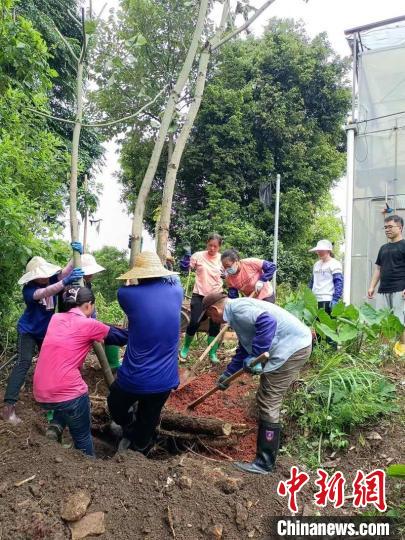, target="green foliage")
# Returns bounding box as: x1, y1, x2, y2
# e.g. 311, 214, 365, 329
94, 292, 125, 326
285, 349, 398, 457
92, 246, 129, 303
113, 19, 349, 285
0, 4, 70, 343
284, 288, 404, 352
17, 0, 103, 205
386, 464, 405, 478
